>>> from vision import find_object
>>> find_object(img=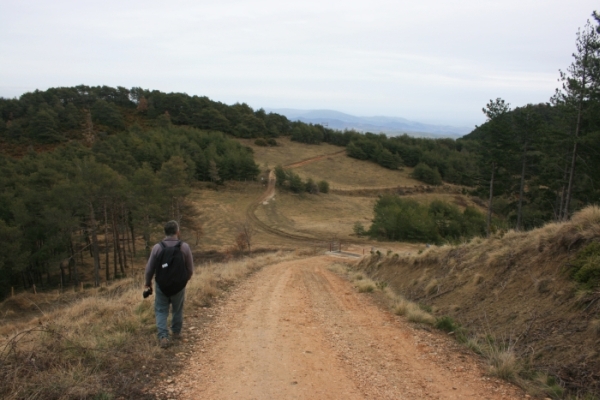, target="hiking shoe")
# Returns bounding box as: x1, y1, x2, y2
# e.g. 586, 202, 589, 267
172, 332, 182, 341
159, 337, 170, 349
